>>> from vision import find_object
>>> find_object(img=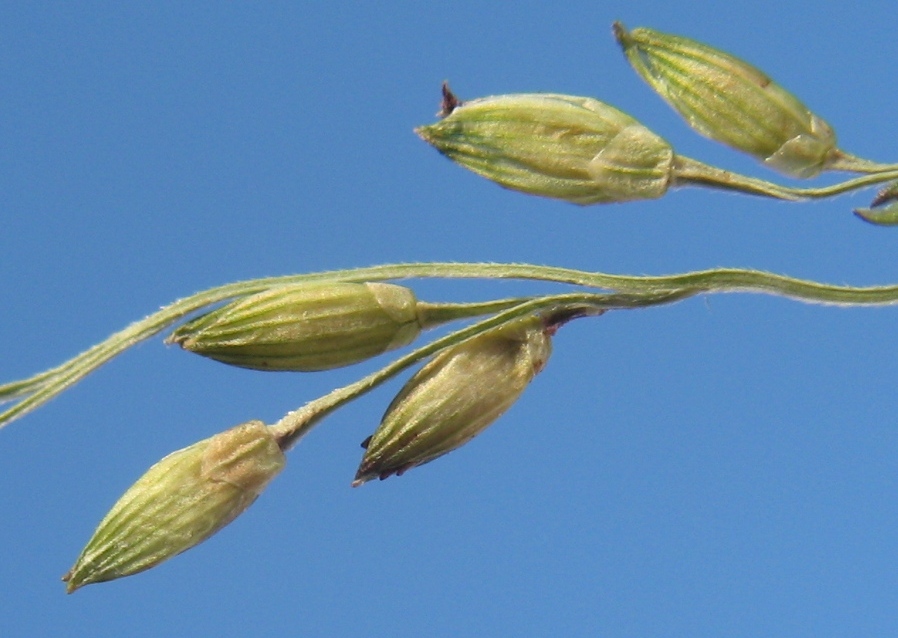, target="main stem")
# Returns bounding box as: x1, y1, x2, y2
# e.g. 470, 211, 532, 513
4, 262, 898, 428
